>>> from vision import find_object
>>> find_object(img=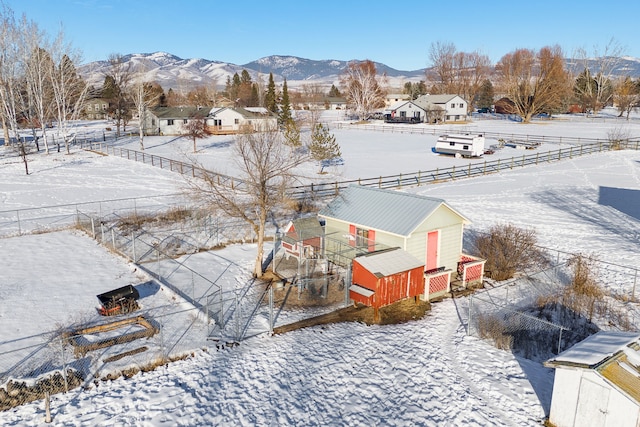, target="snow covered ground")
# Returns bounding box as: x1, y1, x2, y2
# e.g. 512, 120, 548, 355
1, 111, 639, 426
